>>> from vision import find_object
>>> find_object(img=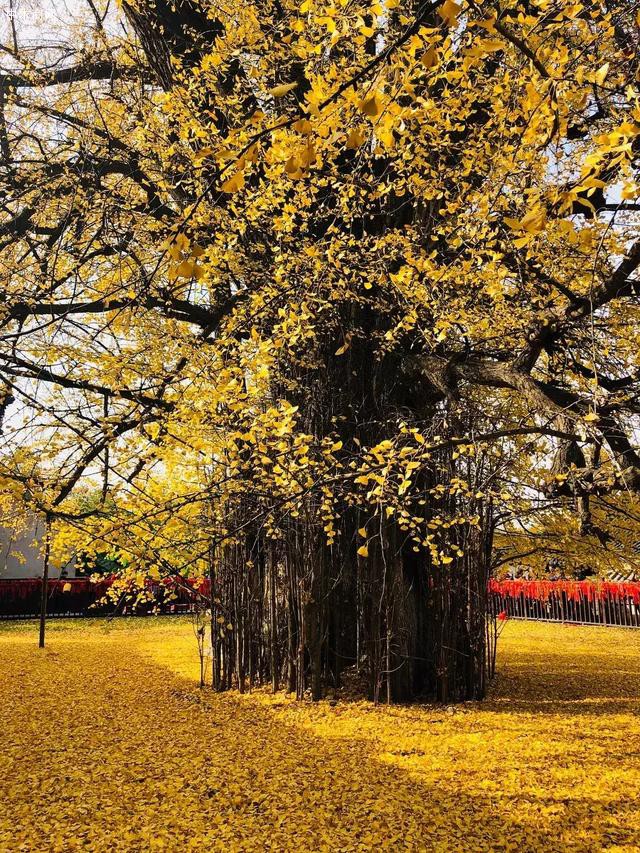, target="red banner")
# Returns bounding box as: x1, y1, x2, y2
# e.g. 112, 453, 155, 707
489, 578, 640, 605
